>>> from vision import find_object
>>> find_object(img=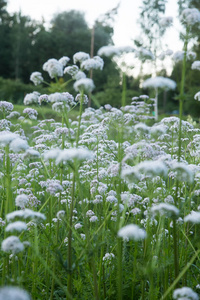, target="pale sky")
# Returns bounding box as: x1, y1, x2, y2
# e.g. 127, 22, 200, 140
7, 0, 186, 76
7, 0, 182, 49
